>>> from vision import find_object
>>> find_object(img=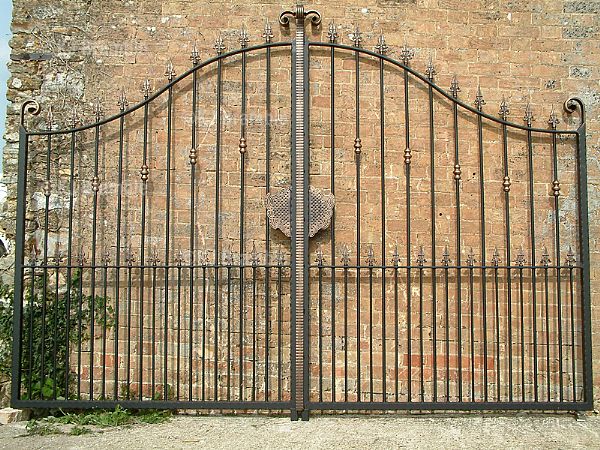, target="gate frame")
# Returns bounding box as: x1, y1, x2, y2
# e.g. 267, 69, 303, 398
11, 3, 592, 419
